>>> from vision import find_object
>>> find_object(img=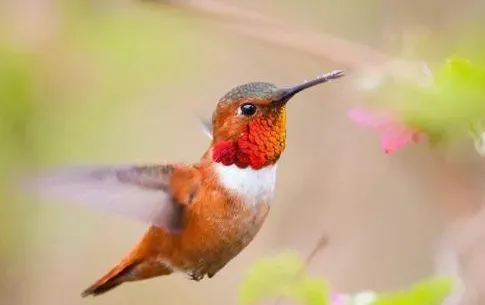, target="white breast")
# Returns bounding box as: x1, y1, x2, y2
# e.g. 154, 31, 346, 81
214, 163, 277, 205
